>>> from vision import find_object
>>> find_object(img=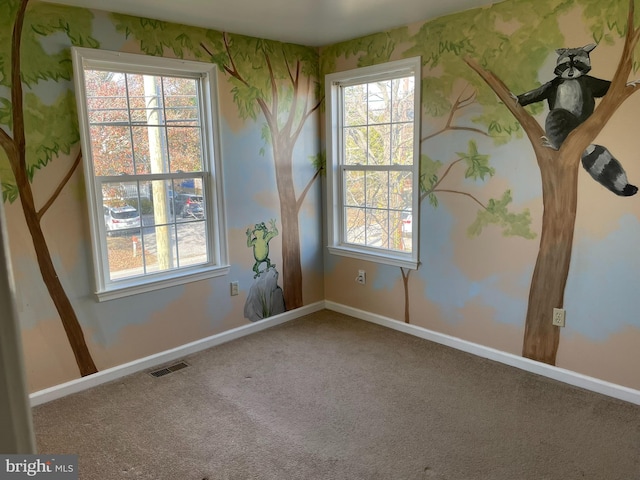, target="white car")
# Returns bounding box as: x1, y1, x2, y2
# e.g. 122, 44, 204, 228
104, 205, 140, 233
